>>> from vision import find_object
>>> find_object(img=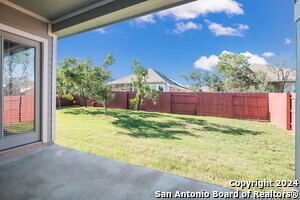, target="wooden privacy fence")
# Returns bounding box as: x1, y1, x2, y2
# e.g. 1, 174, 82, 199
269, 93, 295, 130
58, 92, 295, 131
3, 95, 34, 125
